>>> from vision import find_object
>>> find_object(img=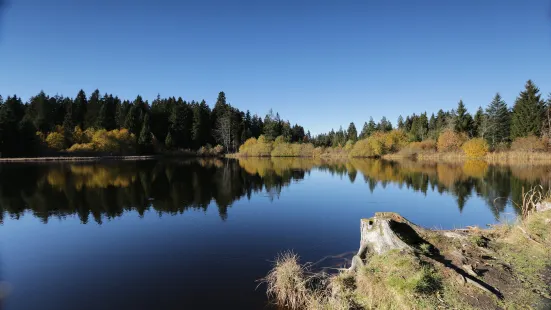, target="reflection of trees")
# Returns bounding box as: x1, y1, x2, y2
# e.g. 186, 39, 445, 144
1, 158, 549, 224
0, 159, 305, 224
